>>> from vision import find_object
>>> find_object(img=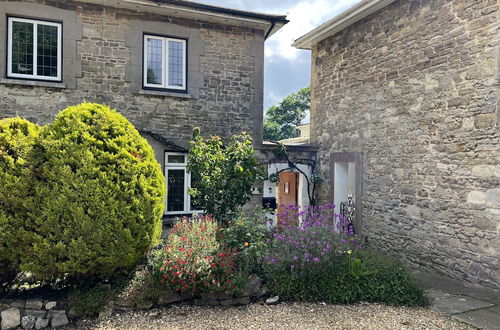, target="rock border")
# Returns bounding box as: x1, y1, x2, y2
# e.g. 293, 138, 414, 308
0, 299, 68, 330
0, 276, 269, 329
